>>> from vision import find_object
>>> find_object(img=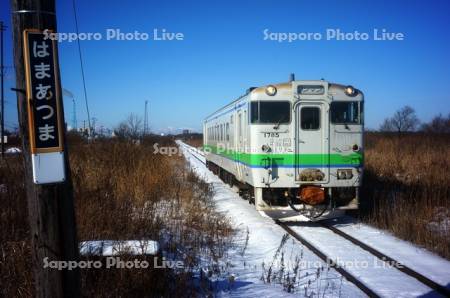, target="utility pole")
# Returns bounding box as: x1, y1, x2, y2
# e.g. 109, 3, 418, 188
10, 0, 80, 297
91, 116, 97, 136
1, 21, 6, 158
